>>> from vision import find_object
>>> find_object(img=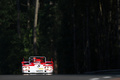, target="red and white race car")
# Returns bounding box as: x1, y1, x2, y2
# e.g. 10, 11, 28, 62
21, 56, 54, 74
